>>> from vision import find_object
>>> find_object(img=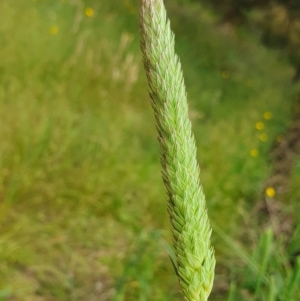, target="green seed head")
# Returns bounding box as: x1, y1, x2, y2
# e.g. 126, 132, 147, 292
139, 0, 215, 300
